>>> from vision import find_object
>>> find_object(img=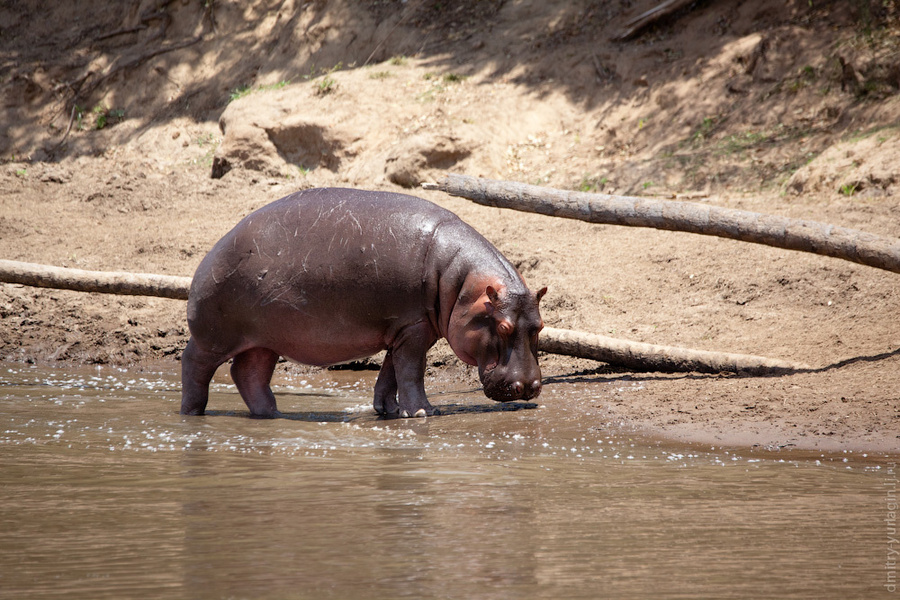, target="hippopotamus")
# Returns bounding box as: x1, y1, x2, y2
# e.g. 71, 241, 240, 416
181, 187, 547, 418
